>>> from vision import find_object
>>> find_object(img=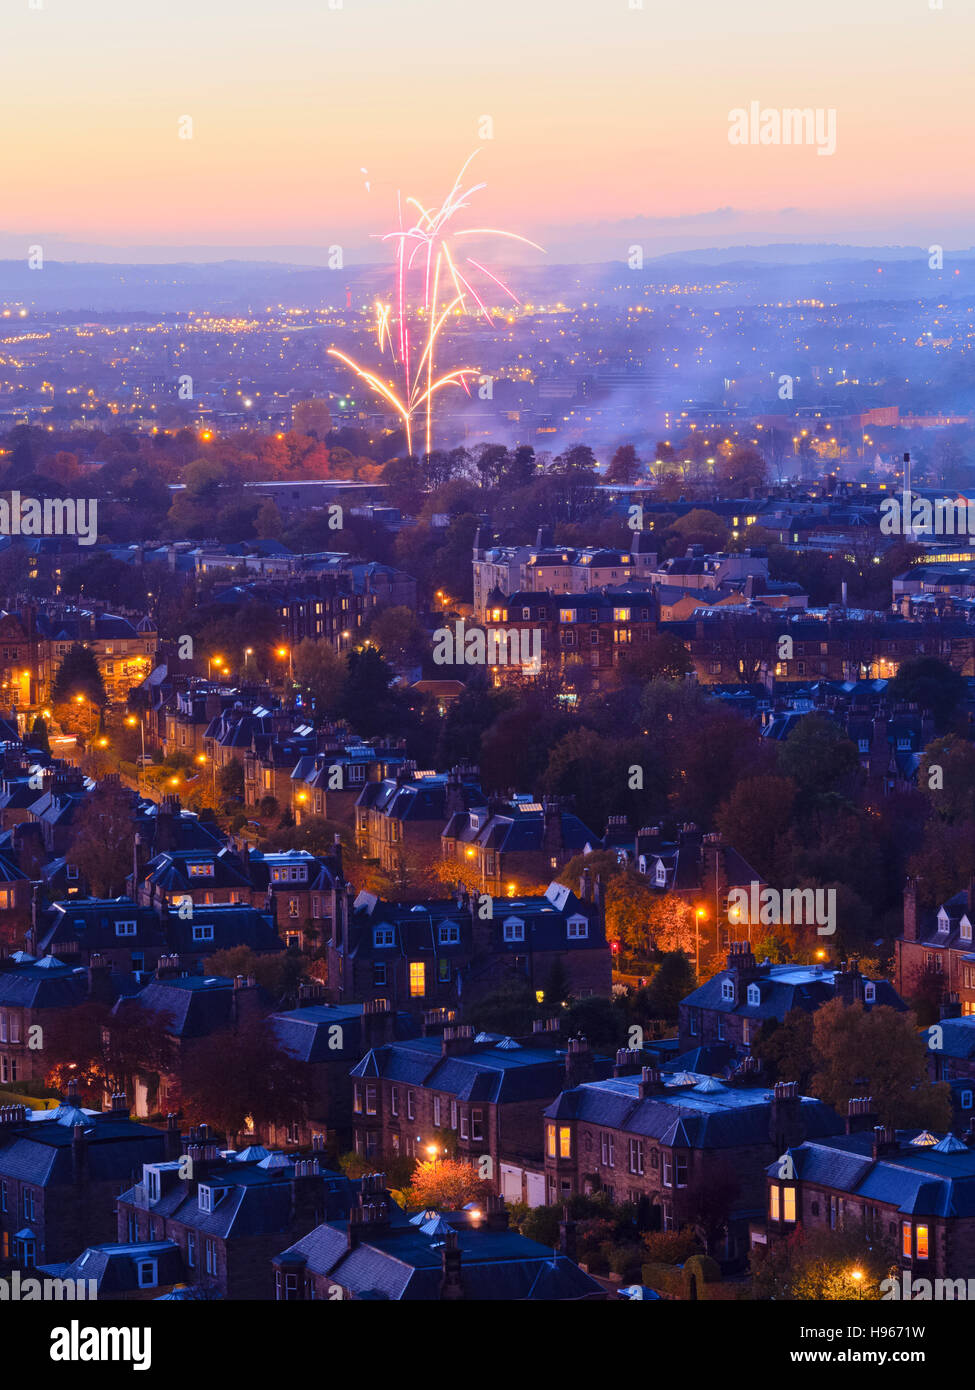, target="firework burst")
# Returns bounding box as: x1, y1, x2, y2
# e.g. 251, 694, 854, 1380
329, 152, 544, 457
